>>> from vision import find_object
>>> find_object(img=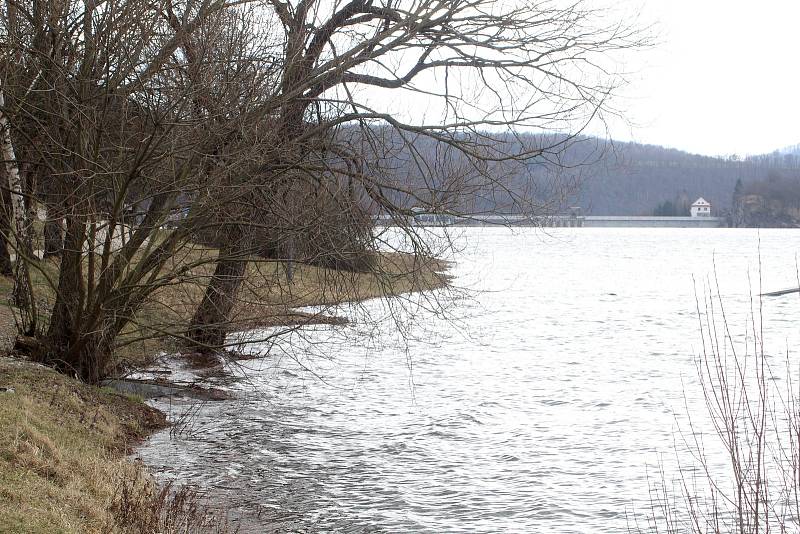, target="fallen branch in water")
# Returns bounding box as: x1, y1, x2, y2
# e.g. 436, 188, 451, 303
759, 286, 800, 297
